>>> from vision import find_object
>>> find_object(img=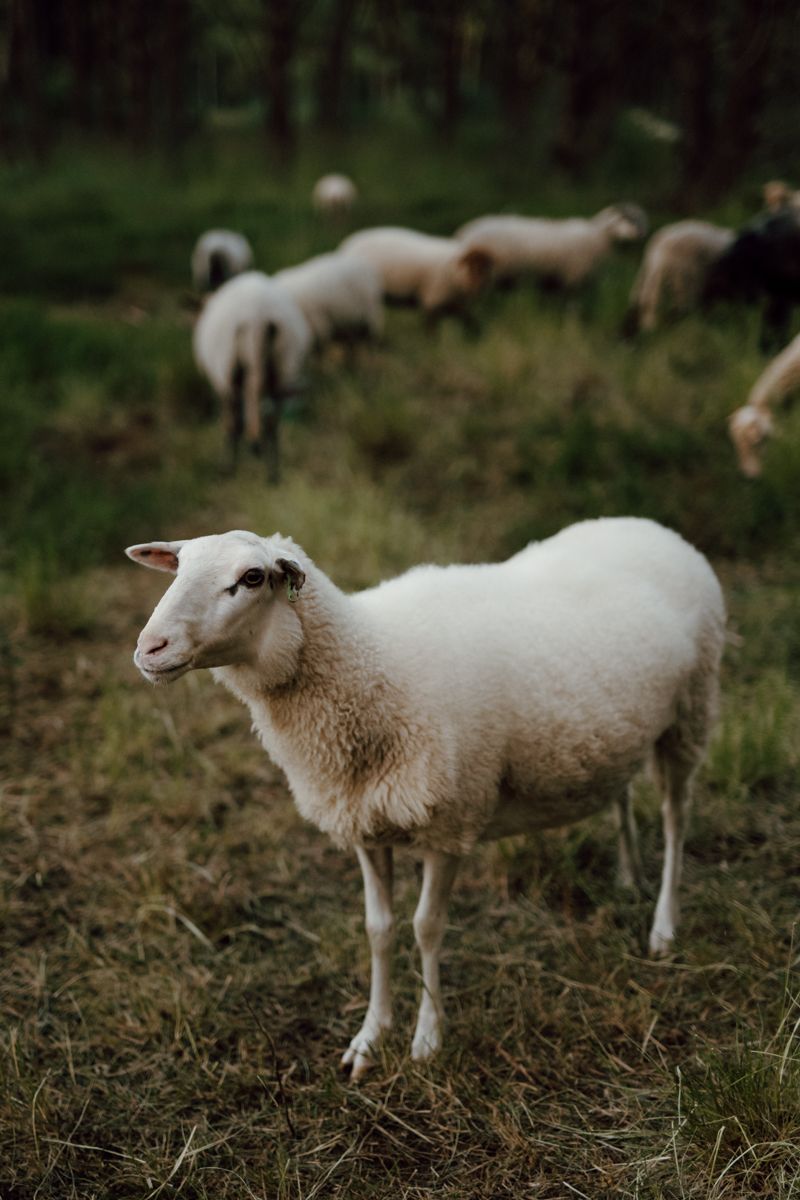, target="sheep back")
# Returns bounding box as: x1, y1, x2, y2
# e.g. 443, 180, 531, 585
274, 252, 384, 343
191, 229, 253, 292
193, 271, 312, 397
339, 227, 479, 312
244, 518, 724, 855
